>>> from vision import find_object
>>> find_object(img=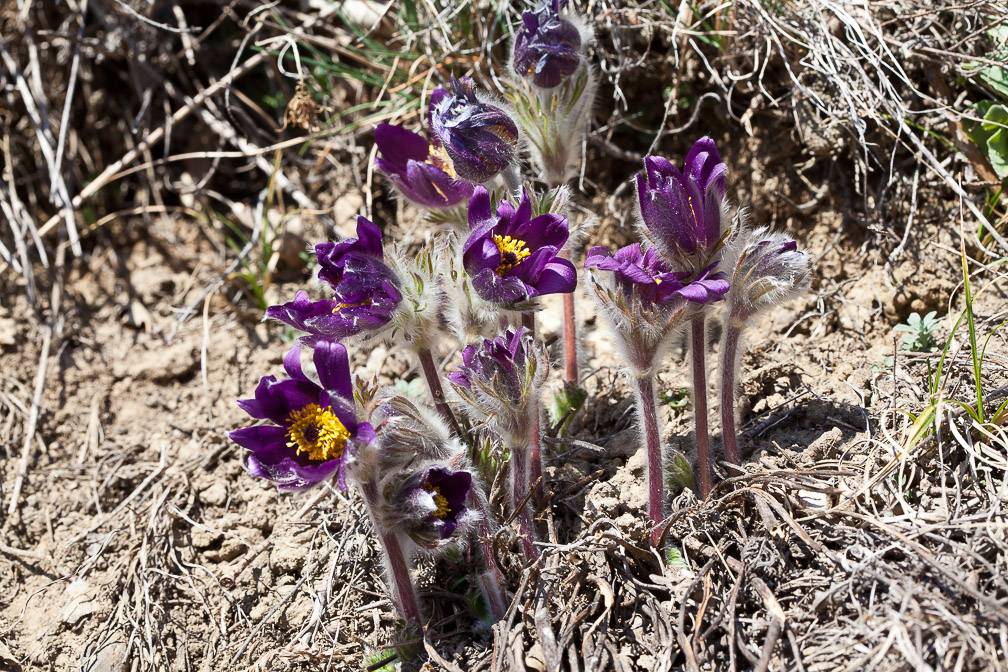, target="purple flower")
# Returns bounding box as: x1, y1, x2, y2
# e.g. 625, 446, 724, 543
448, 326, 548, 437
462, 186, 576, 305
266, 216, 402, 342
513, 0, 583, 89
726, 227, 811, 322
374, 91, 475, 209
395, 466, 473, 547
229, 341, 375, 490
584, 243, 730, 306
430, 77, 519, 184
636, 138, 729, 268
